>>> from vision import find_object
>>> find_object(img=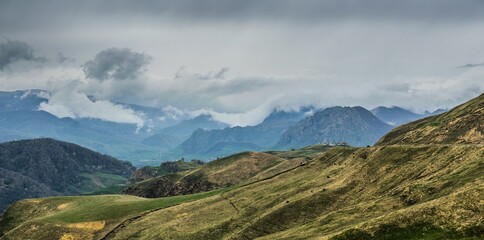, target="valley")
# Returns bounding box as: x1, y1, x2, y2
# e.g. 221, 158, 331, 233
1, 2, 482, 239
0, 93, 482, 239
0, 90, 443, 166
